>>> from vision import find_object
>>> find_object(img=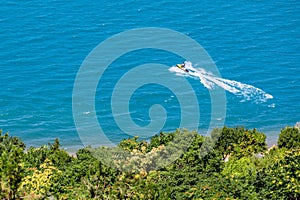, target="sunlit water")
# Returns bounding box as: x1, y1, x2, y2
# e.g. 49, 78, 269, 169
0, 1, 299, 150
